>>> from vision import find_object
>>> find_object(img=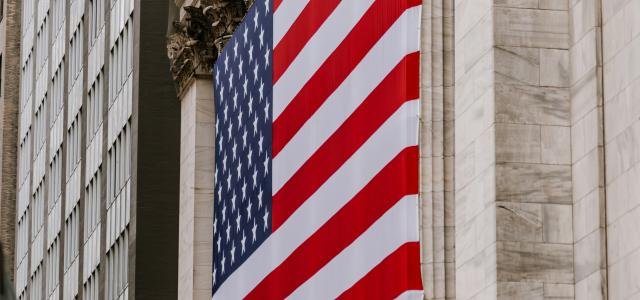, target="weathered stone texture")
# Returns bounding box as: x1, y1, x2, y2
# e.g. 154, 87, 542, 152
602, 0, 640, 299
0, 0, 21, 283
422, 0, 456, 298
